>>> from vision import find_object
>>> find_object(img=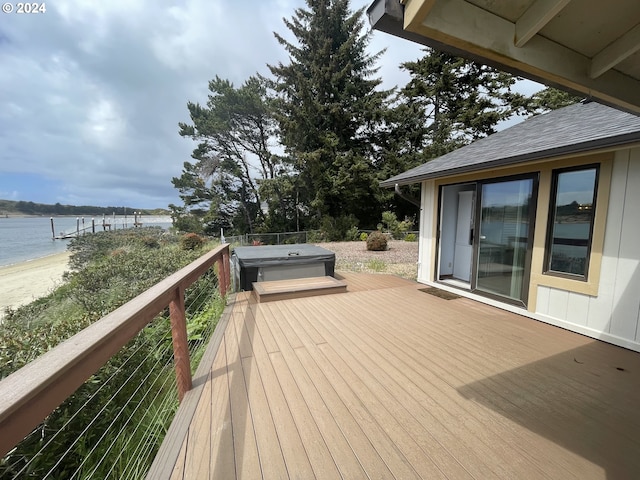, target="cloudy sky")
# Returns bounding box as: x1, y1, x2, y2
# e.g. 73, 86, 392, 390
0, 0, 540, 210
